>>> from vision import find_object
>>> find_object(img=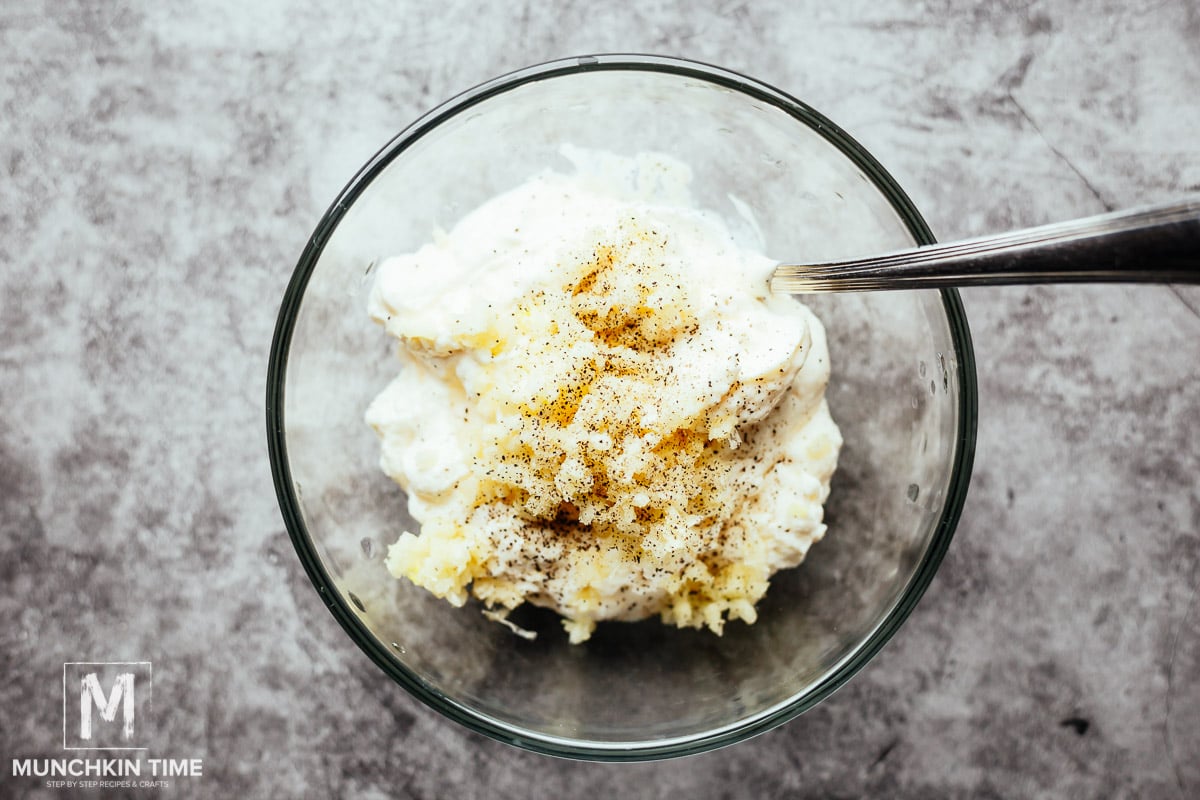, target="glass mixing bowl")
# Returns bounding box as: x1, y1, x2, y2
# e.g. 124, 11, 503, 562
267, 55, 976, 760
